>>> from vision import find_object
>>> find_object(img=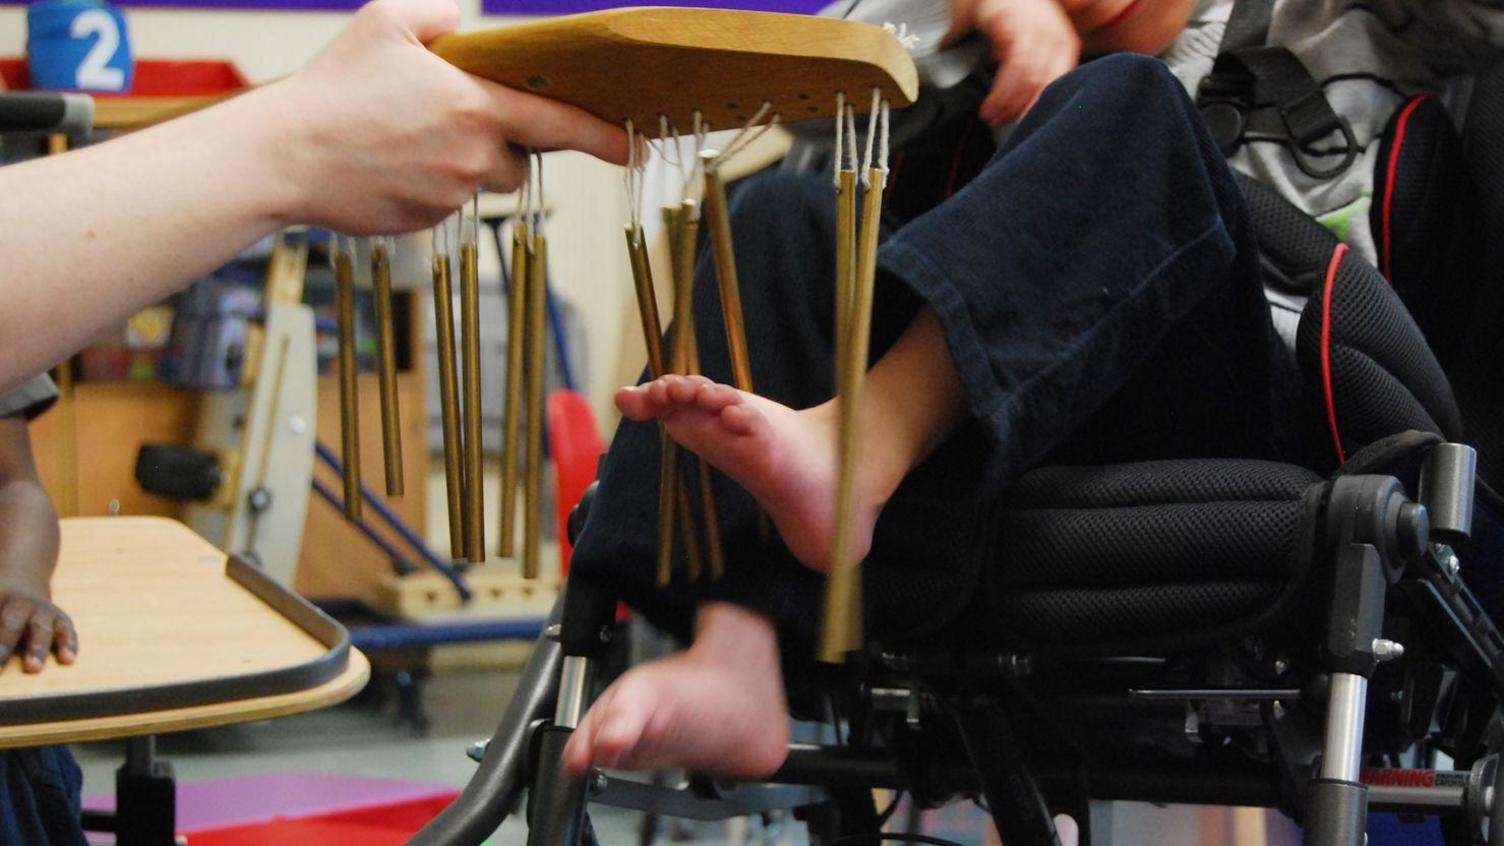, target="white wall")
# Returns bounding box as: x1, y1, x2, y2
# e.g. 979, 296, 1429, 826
0, 0, 635, 427
0, 1, 517, 82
